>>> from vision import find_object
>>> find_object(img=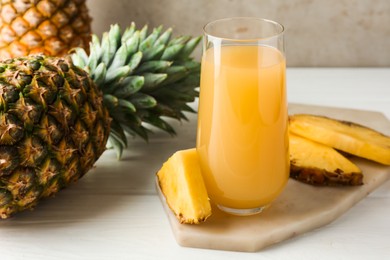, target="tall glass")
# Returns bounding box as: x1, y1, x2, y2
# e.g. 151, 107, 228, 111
196, 17, 289, 216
